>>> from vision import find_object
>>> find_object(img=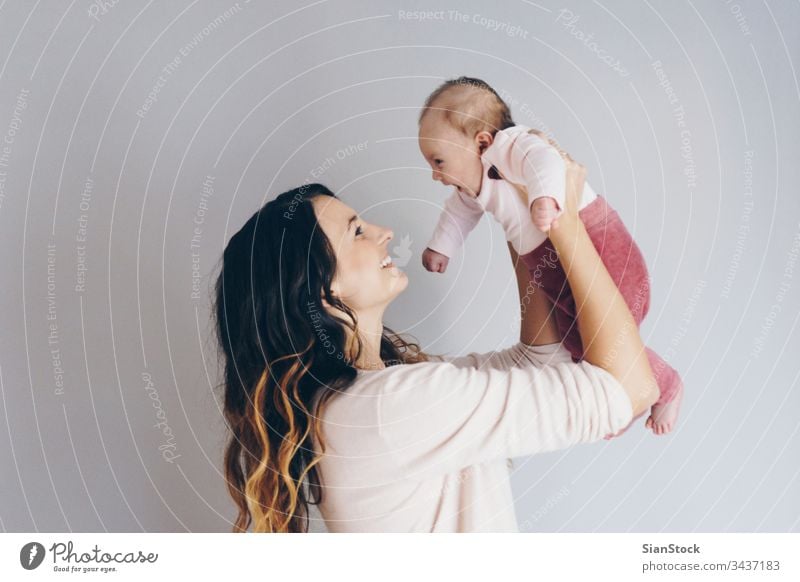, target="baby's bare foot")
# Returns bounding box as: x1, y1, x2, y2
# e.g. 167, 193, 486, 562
645, 382, 684, 435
